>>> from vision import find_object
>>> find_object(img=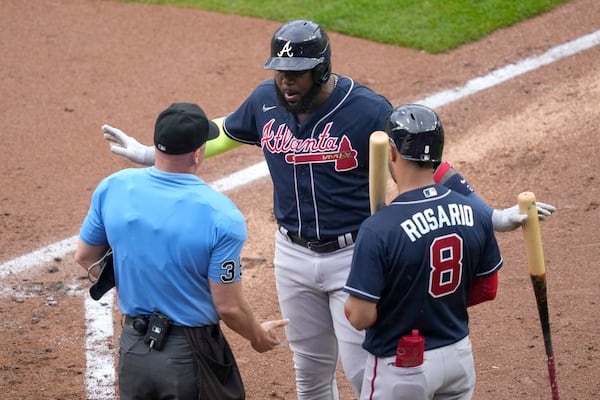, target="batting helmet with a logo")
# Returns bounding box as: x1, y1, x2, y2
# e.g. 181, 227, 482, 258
264, 19, 331, 85
385, 104, 445, 162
